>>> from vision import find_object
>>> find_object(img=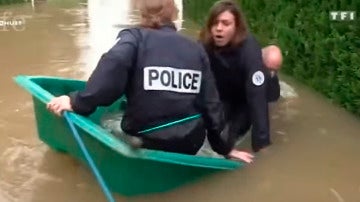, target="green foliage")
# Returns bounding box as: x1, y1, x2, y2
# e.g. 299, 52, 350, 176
0, 0, 26, 5
184, 0, 360, 116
